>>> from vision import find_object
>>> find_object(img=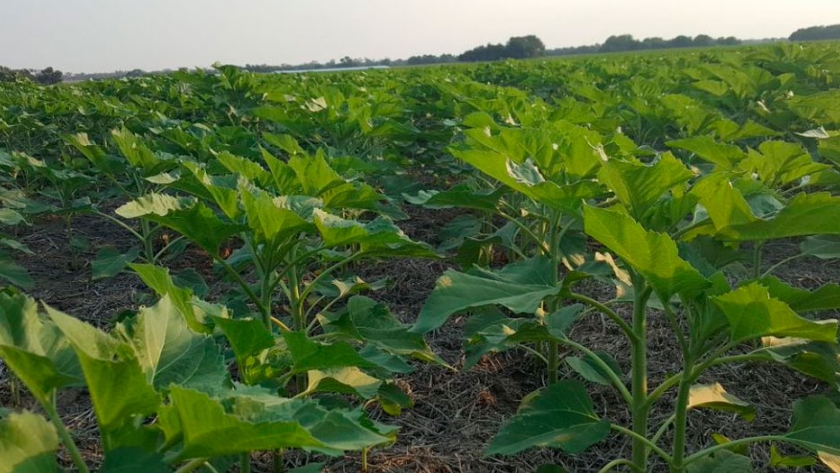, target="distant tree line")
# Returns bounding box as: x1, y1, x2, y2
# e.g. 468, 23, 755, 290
597, 34, 740, 53
790, 24, 840, 42
457, 35, 546, 62
0, 66, 64, 84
